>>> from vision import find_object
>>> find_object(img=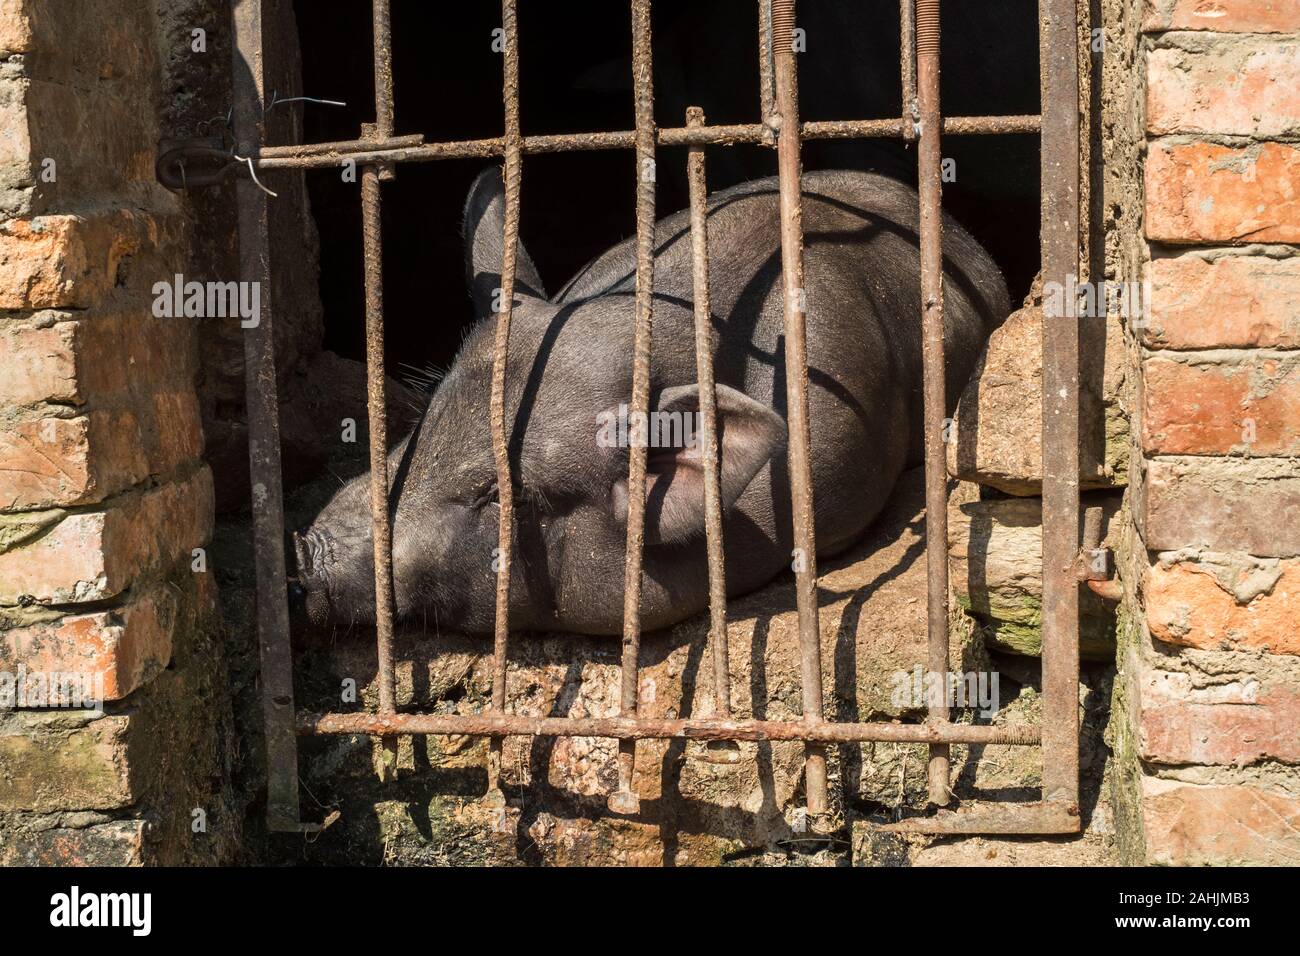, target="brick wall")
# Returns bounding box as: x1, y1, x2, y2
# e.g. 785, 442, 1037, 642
1112, 1, 1300, 864
0, 0, 236, 864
